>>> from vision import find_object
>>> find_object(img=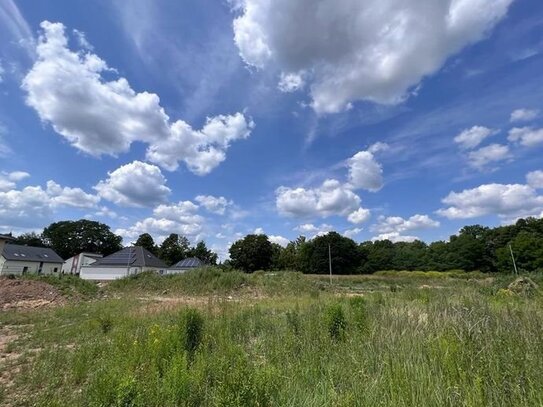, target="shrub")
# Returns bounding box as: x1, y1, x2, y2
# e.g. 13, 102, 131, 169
326, 304, 347, 341
180, 309, 204, 357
